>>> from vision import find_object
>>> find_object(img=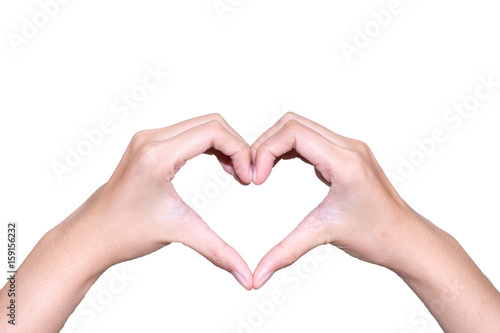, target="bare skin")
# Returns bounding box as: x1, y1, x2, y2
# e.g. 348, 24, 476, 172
1, 113, 499, 332
251, 112, 500, 332
0, 114, 254, 332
